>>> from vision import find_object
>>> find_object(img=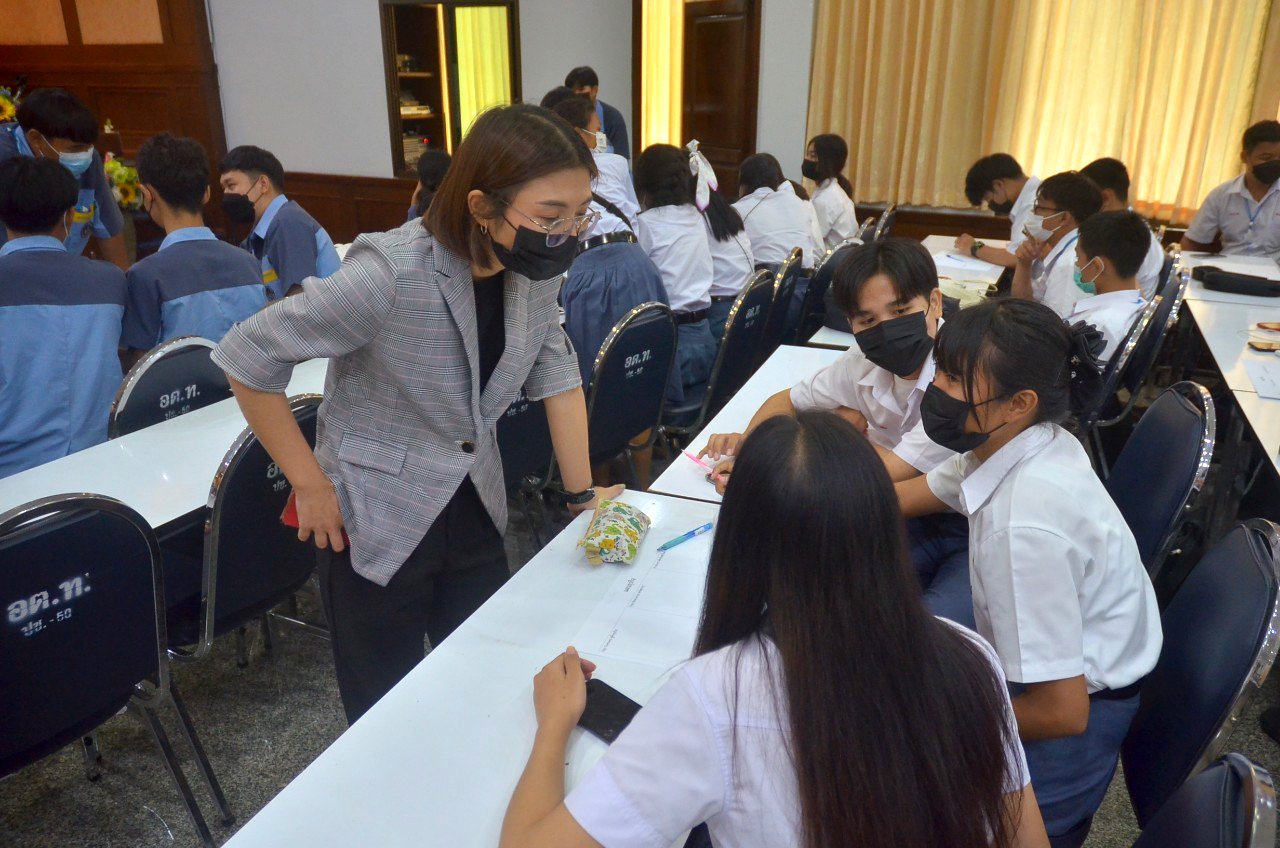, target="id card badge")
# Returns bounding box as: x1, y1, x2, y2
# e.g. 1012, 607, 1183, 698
63, 199, 95, 254
262, 267, 280, 299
